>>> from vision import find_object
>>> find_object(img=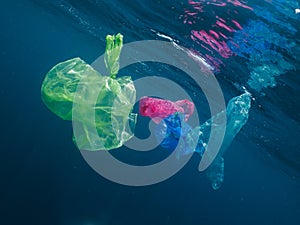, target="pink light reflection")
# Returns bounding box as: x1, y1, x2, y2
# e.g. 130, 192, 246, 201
182, 0, 253, 70
191, 30, 232, 58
